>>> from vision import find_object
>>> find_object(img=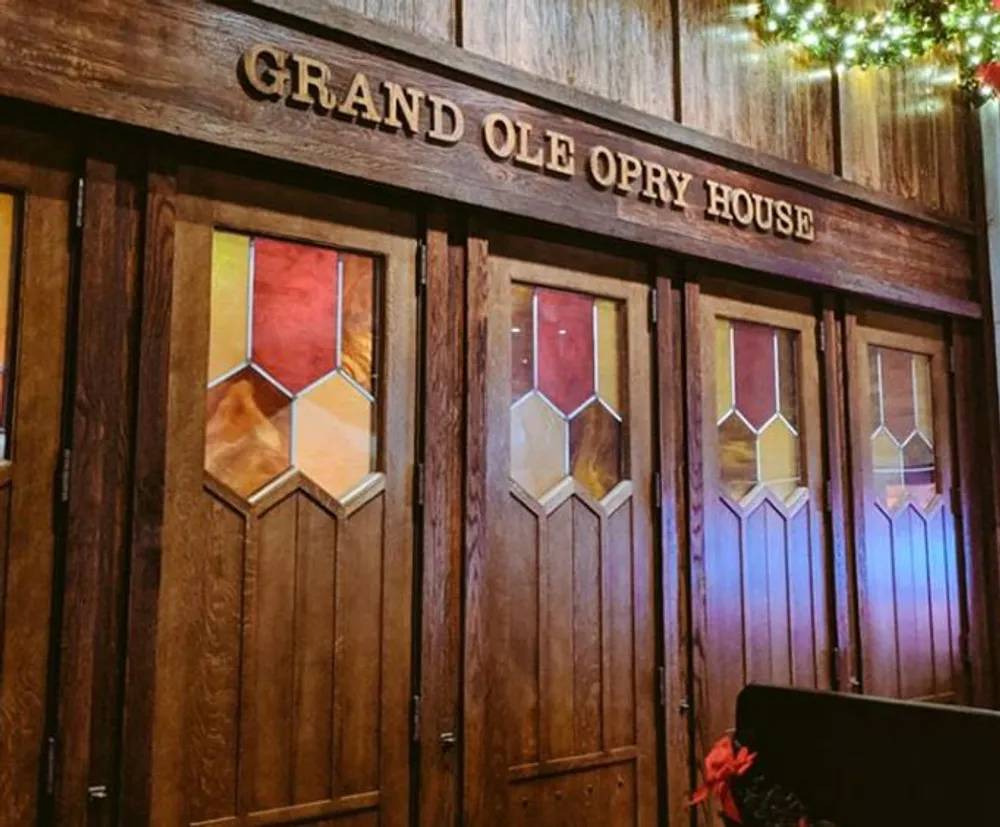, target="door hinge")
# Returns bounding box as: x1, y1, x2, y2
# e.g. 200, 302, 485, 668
417, 240, 428, 290
414, 463, 424, 509
817, 323, 827, 353
412, 695, 422, 743
73, 176, 85, 230
656, 666, 666, 707
59, 448, 71, 504
649, 288, 658, 328
45, 736, 56, 797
